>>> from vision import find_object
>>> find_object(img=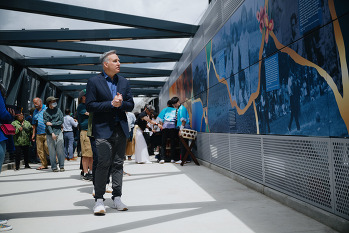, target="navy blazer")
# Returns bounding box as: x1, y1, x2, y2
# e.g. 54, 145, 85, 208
86, 73, 134, 139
